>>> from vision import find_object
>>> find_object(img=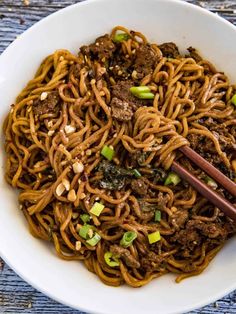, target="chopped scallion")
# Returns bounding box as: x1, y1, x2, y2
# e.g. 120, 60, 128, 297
80, 214, 91, 224
148, 231, 161, 244
133, 169, 142, 178
130, 86, 150, 95
79, 224, 93, 240
154, 210, 161, 222
130, 86, 155, 99
120, 231, 137, 248
90, 202, 105, 217
104, 252, 120, 267
164, 172, 181, 186
136, 92, 155, 99
231, 94, 236, 106
204, 176, 218, 189
113, 33, 130, 43
101, 145, 115, 161
86, 233, 101, 246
